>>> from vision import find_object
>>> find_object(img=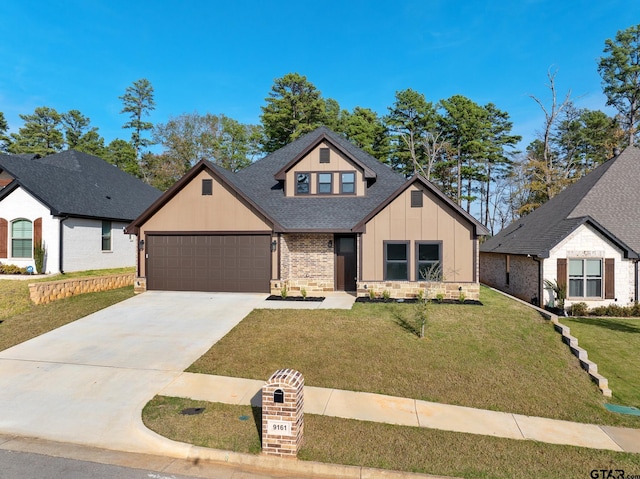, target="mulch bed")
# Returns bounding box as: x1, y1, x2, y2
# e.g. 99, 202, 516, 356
355, 298, 482, 305
266, 295, 325, 302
